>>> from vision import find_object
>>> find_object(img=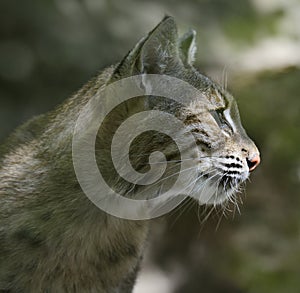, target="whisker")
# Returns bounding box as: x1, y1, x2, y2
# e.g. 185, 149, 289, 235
198, 205, 215, 230
137, 165, 200, 197
150, 174, 202, 215
215, 205, 227, 231
221, 64, 229, 91
133, 154, 224, 166
143, 158, 197, 166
